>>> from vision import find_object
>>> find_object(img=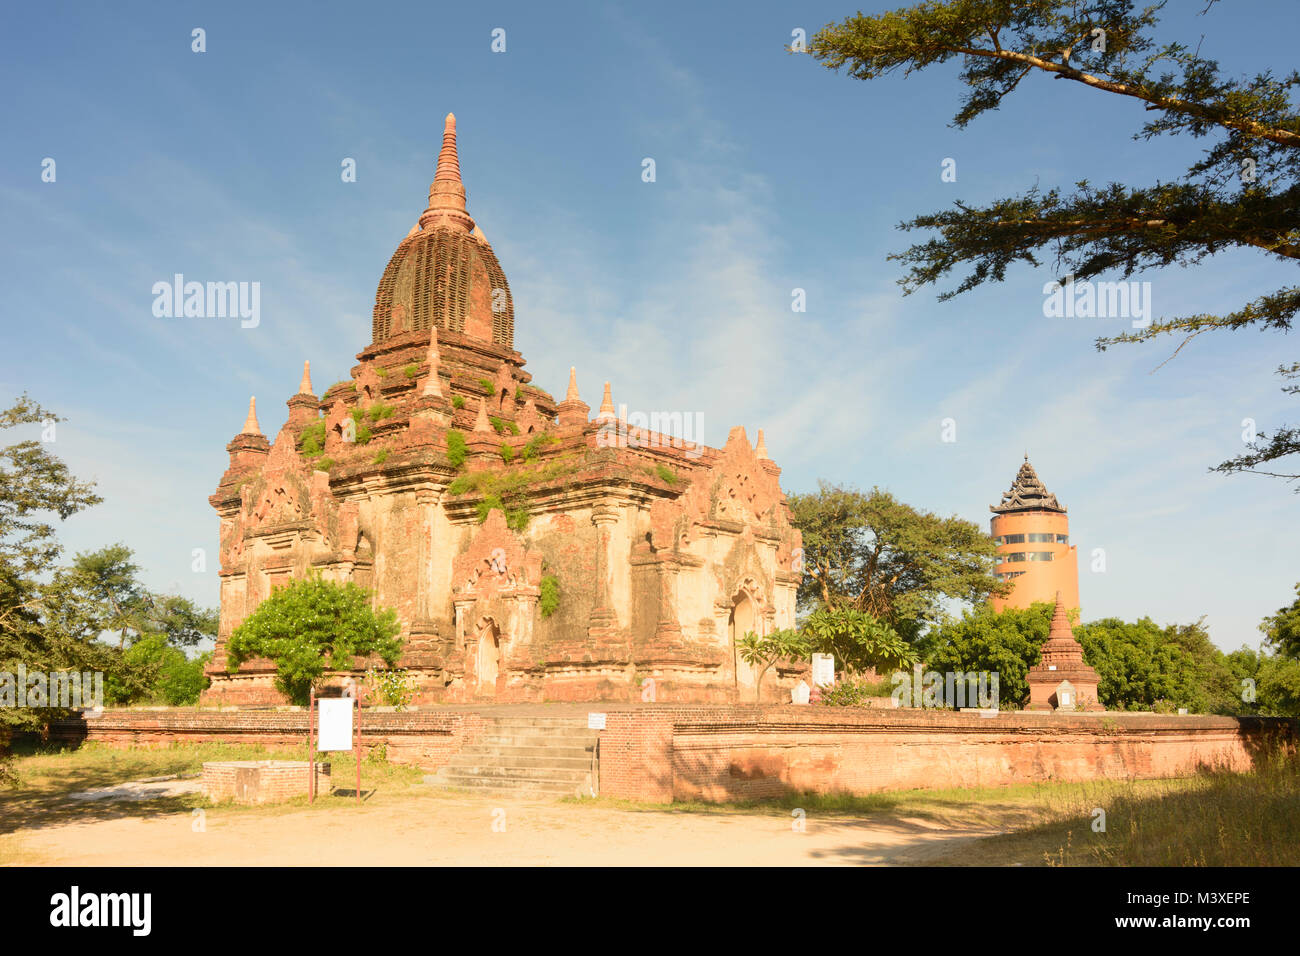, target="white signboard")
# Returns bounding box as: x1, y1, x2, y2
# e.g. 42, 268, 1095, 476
791, 681, 811, 705
317, 698, 355, 751
811, 654, 836, 687
587, 712, 606, 730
